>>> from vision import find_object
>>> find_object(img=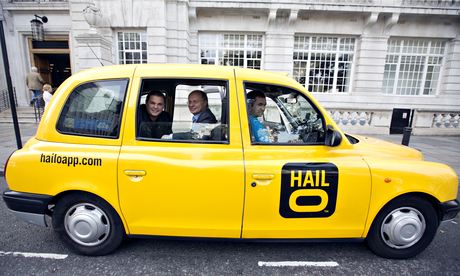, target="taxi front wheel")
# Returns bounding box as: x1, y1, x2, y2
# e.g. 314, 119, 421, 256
52, 193, 125, 256
366, 195, 439, 259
